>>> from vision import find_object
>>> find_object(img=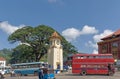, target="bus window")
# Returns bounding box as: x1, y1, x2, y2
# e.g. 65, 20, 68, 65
81, 56, 87, 59
75, 56, 80, 59
89, 56, 94, 59
81, 65, 86, 68
107, 56, 113, 58
78, 56, 81, 59
95, 56, 100, 58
